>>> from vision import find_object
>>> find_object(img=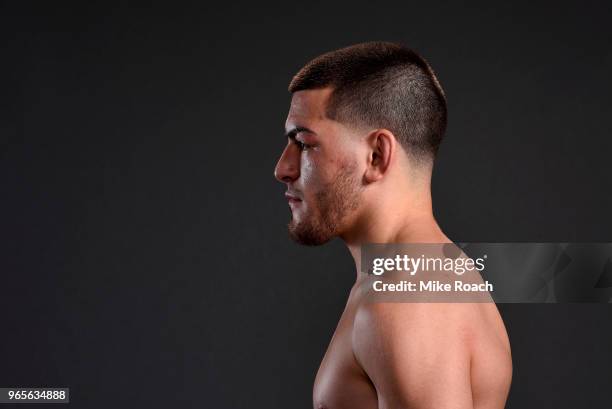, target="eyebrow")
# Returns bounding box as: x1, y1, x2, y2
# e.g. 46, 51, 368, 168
284, 126, 317, 140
